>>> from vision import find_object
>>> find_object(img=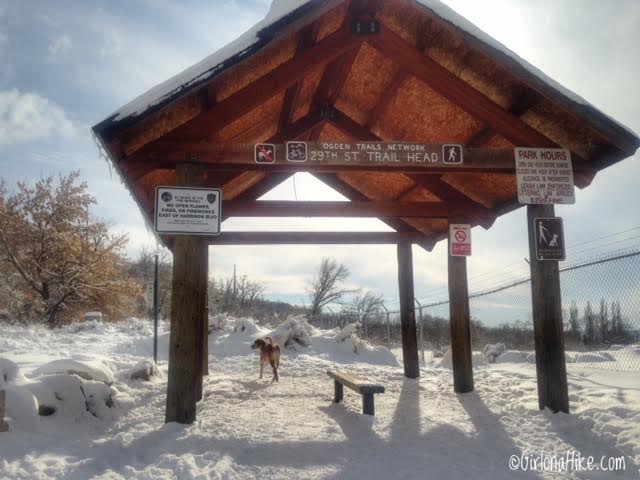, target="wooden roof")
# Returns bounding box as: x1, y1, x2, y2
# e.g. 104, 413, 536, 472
93, 0, 639, 250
